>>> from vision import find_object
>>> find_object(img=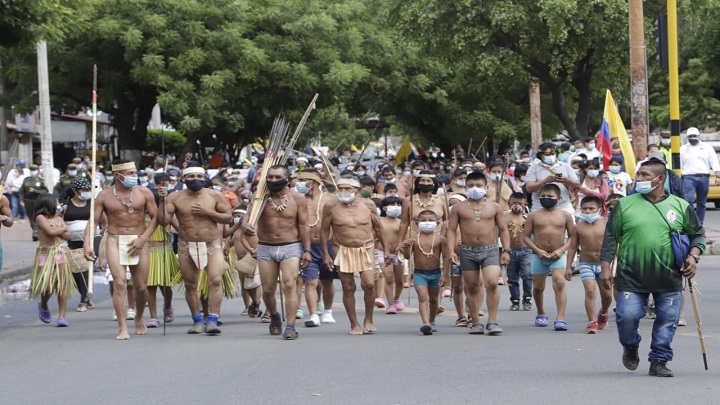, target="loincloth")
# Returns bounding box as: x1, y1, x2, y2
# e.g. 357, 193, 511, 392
334, 241, 375, 273
178, 238, 222, 270
106, 234, 142, 266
